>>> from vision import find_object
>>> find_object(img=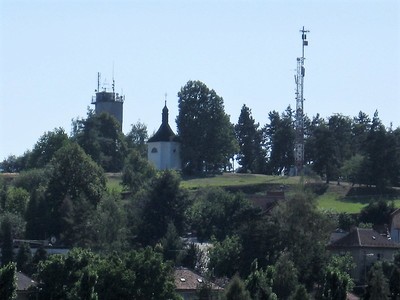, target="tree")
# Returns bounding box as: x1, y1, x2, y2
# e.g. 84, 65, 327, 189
351, 111, 370, 156
362, 111, 395, 192
135, 170, 189, 246
188, 187, 258, 241
125, 121, 148, 156
245, 259, 276, 300
121, 149, 156, 195
177, 80, 238, 174
224, 275, 252, 300
72, 110, 128, 172
4, 186, 29, 216
27, 127, 69, 169
328, 114, 352, 168
87, 192, 128, 252
271, 189, 334, 288
1, 218, 14, 266
358, 199, 394, 227
309, 121, 339, 183
208, 235, 242, 278
0, 154, 27, 173
264, 107, 295, 175
45, 142, 106, 241
272, 252, 299, 300
0, 262, 17, 300
340, 154, 364, 185
364, 262, 390, 300
235, 104, 266, 173
36, 248, 98, 300
389, 252, 400, 300
16, 243, 33, 275
160, 222, 185, 264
